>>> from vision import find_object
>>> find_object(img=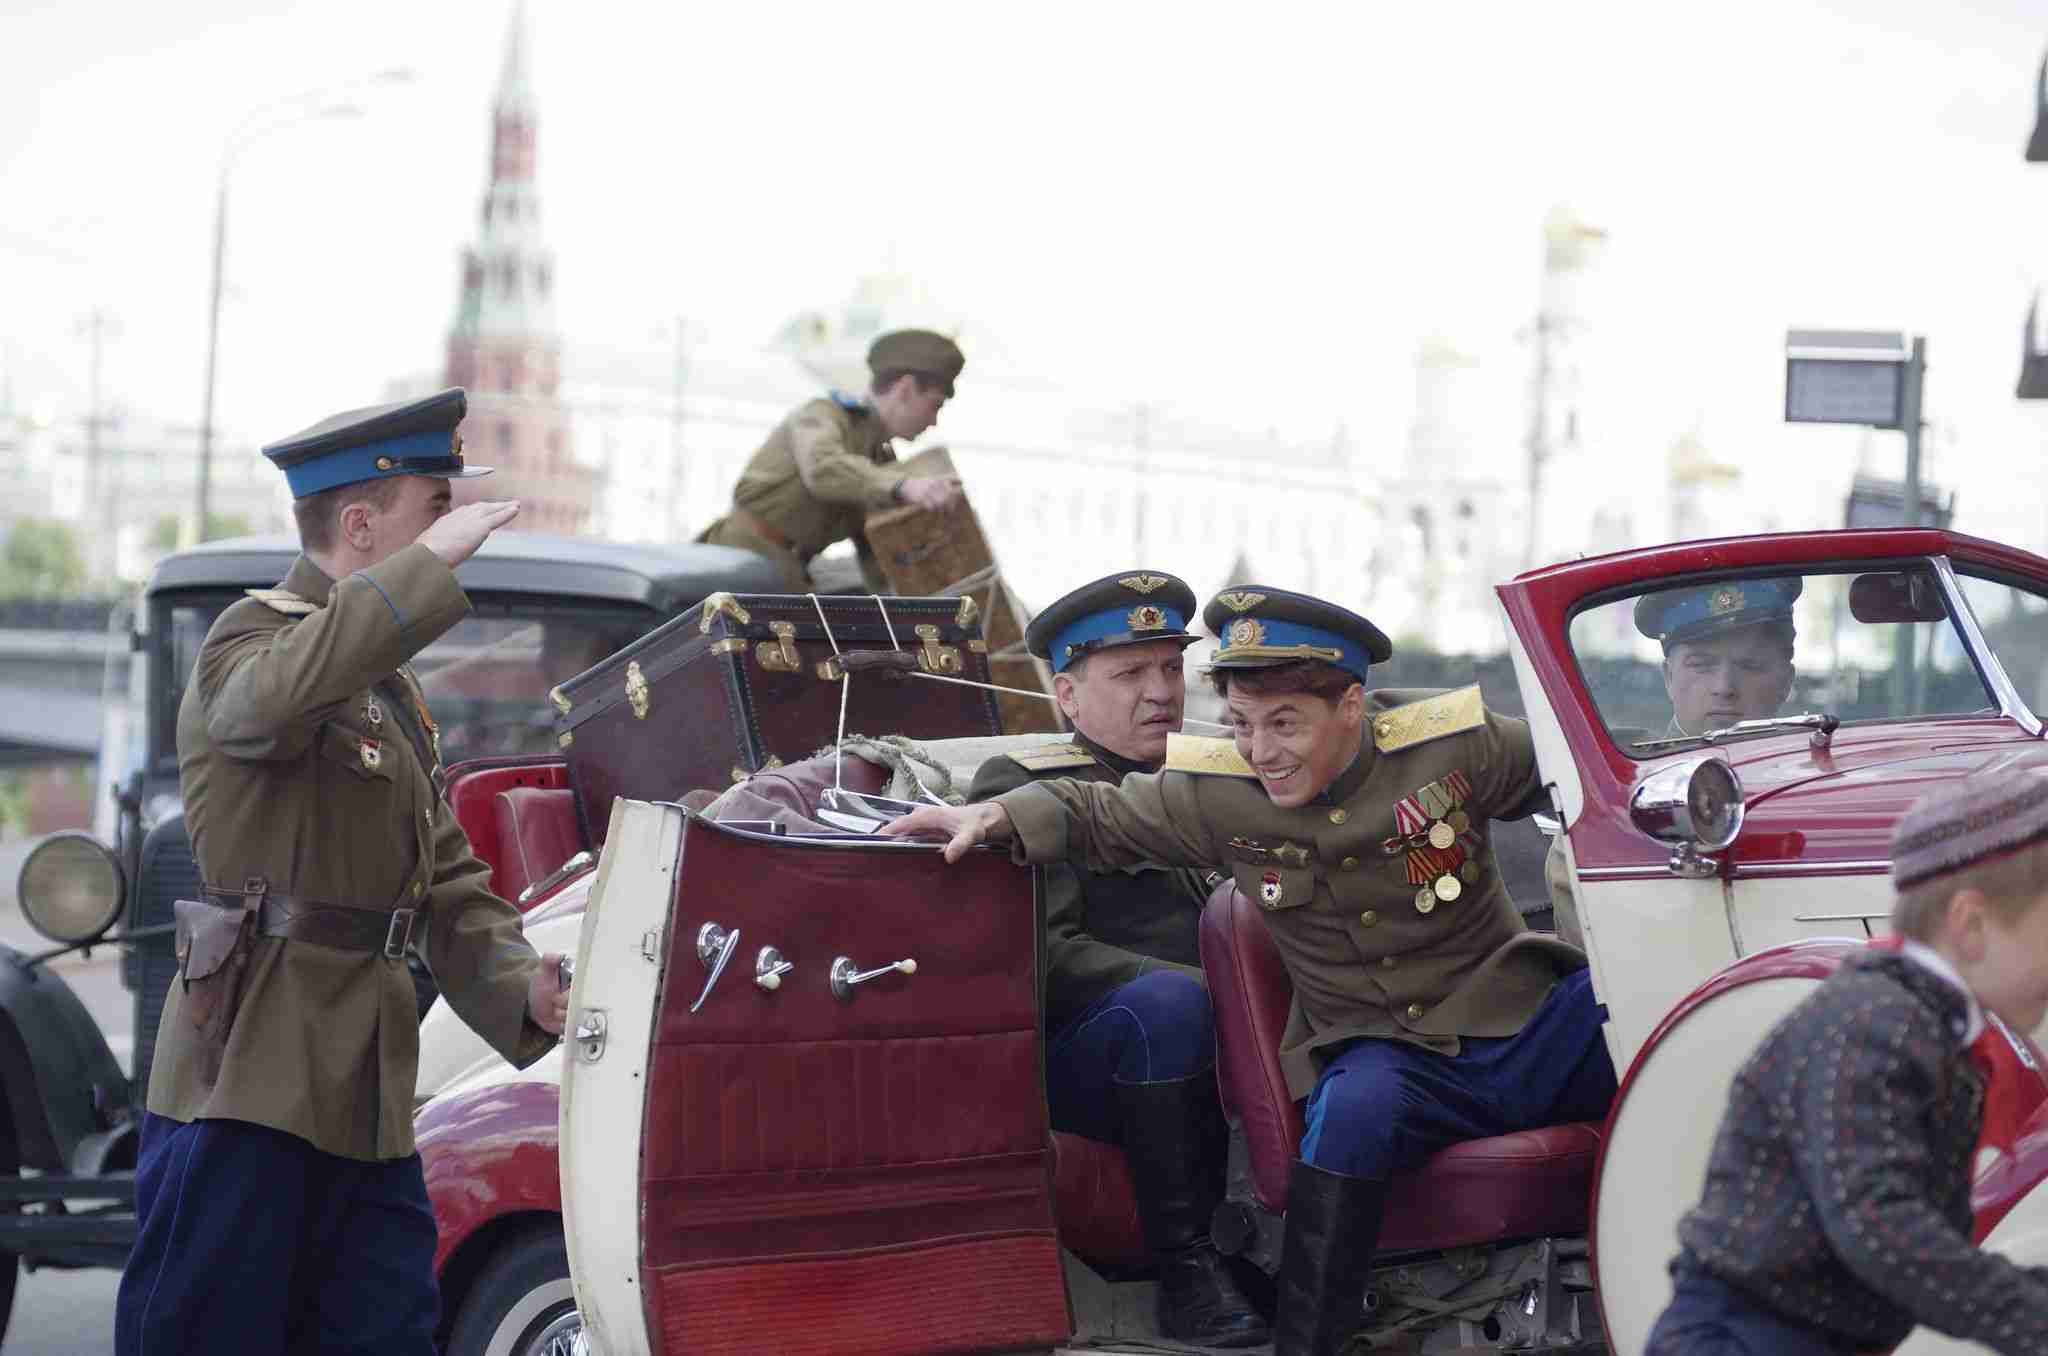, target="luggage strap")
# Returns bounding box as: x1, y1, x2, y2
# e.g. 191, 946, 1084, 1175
204, 880, 420, 959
